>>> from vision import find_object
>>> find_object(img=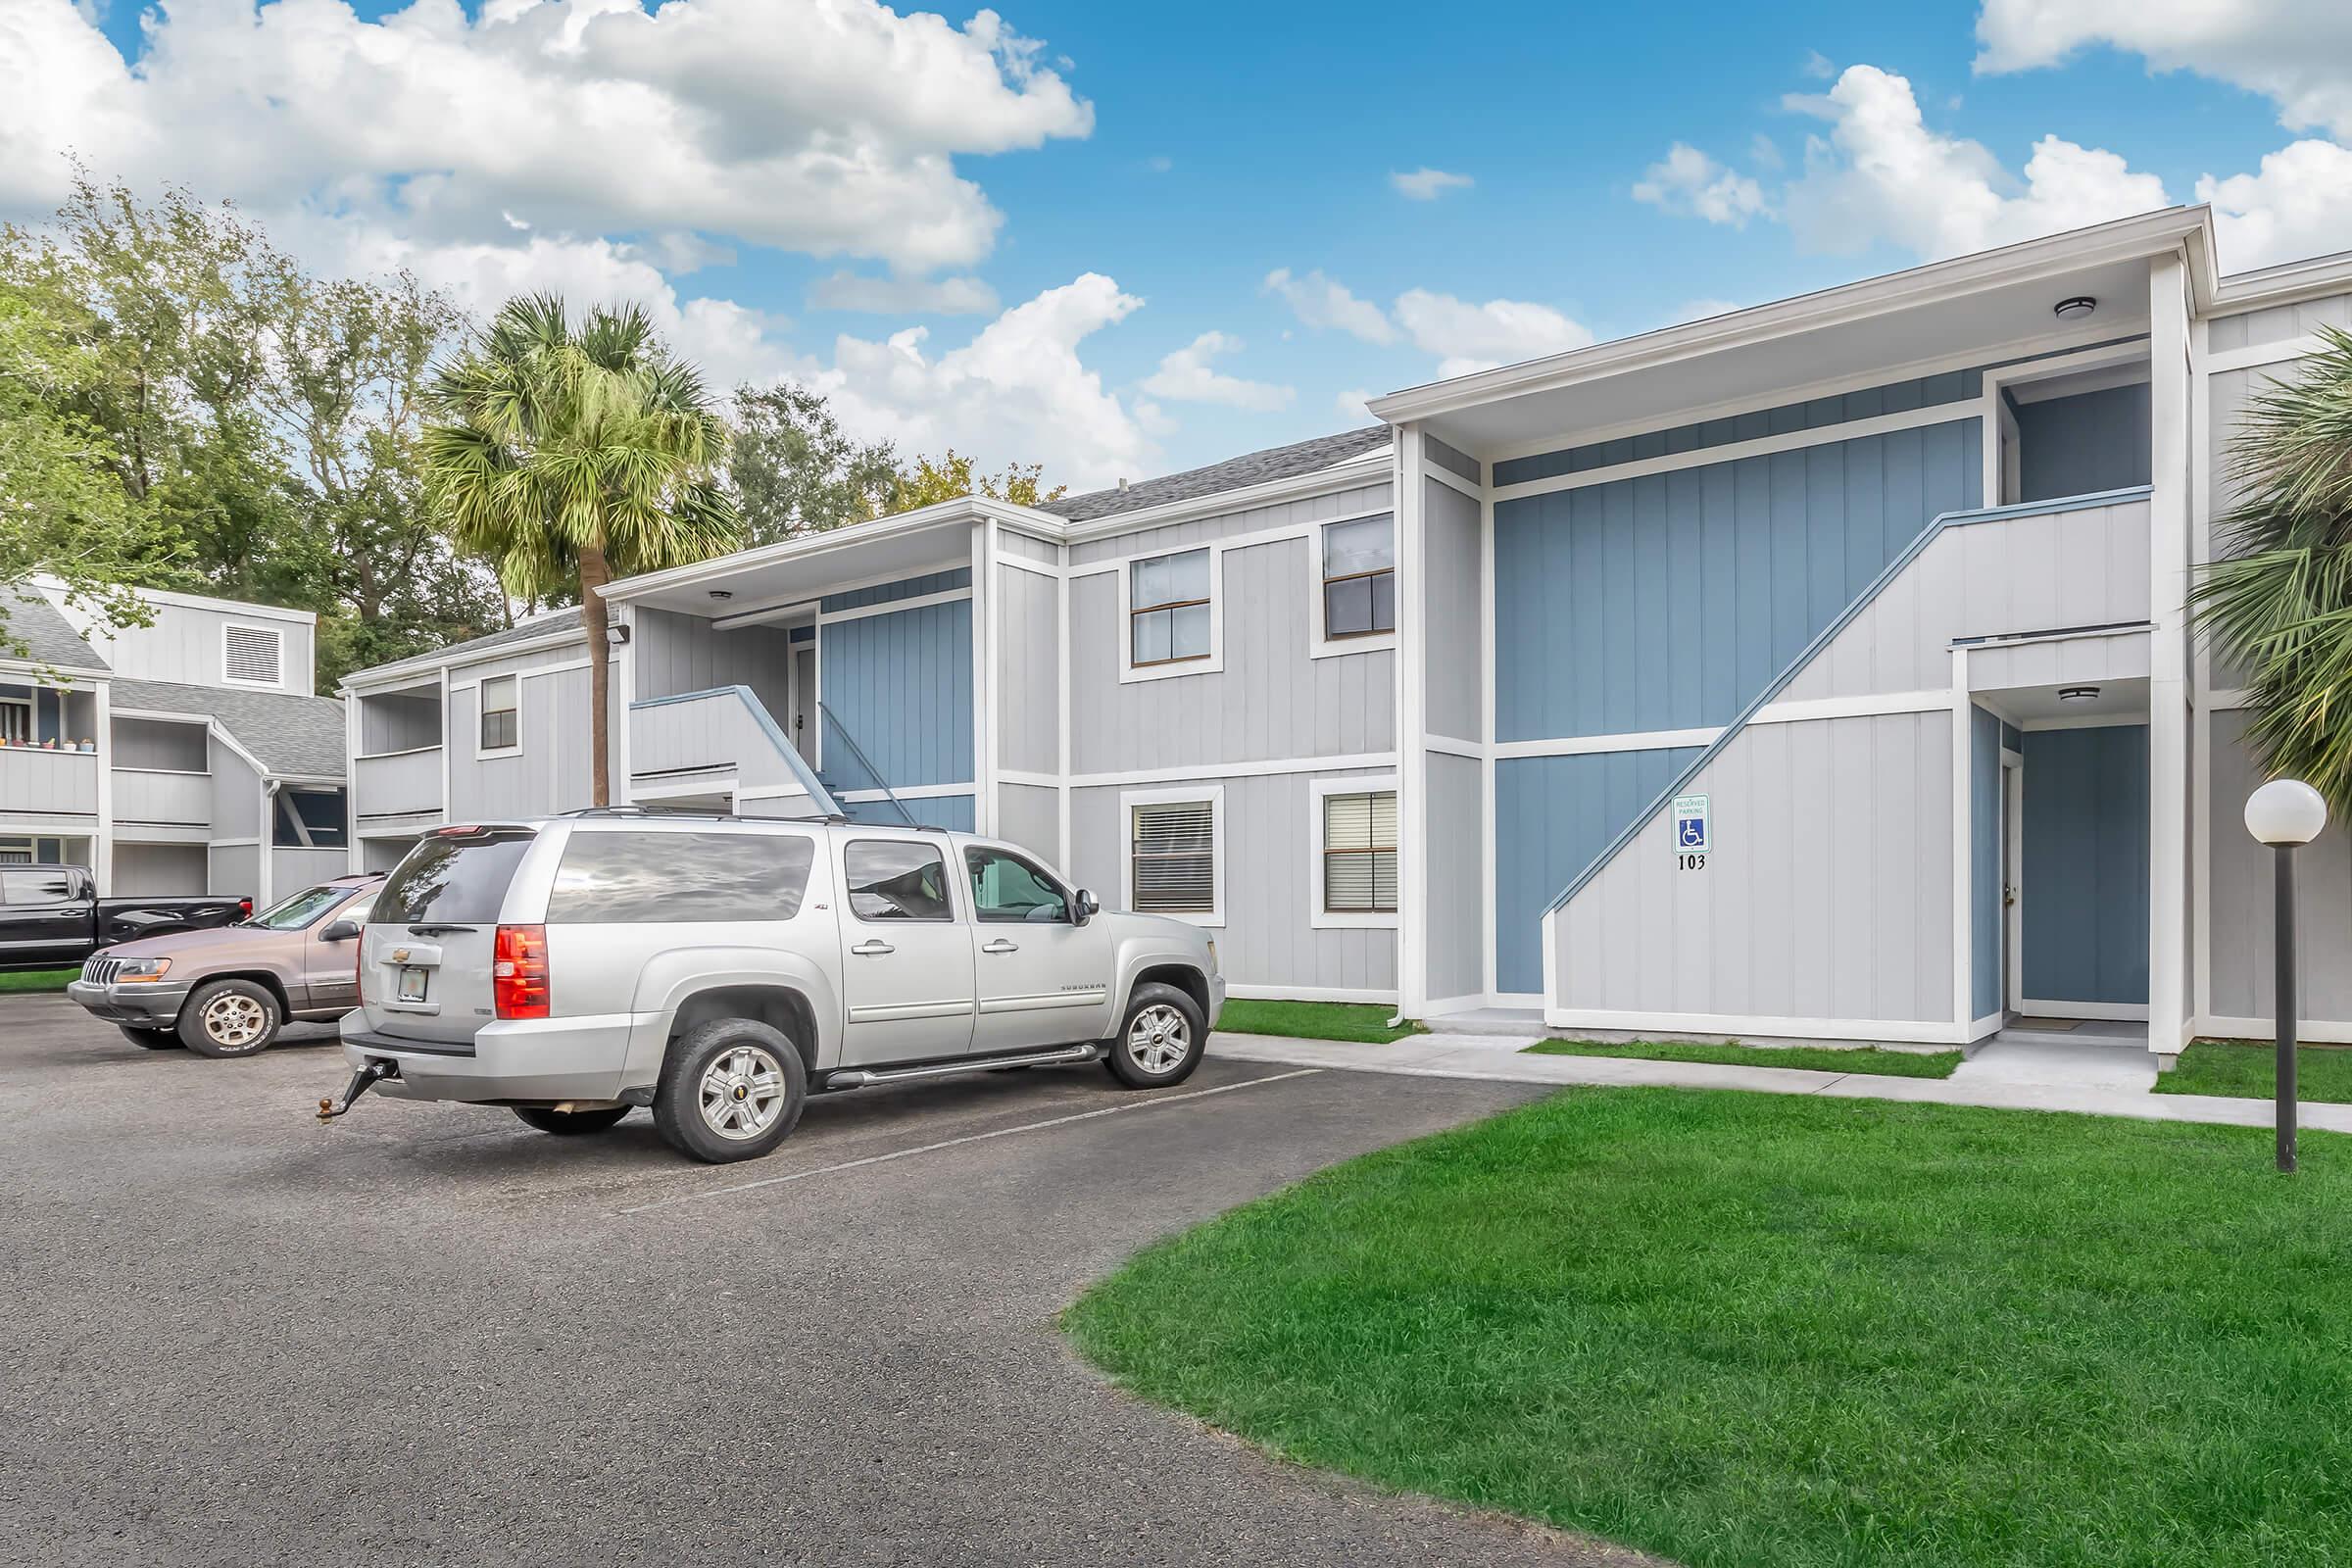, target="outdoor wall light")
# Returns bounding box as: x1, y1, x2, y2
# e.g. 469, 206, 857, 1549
605, 623, 631, 648
708, 589, 734, 601
2058, 685, 2100, 703
2245, 777, 2330, 1173
2053, 296, 2097, 320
